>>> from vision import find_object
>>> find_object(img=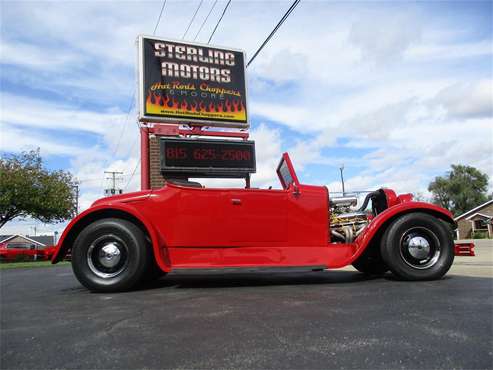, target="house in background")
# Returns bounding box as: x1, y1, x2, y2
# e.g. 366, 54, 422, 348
455, 200, 493, 239
0, 234, 56, 262
0, 234, 55, 250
